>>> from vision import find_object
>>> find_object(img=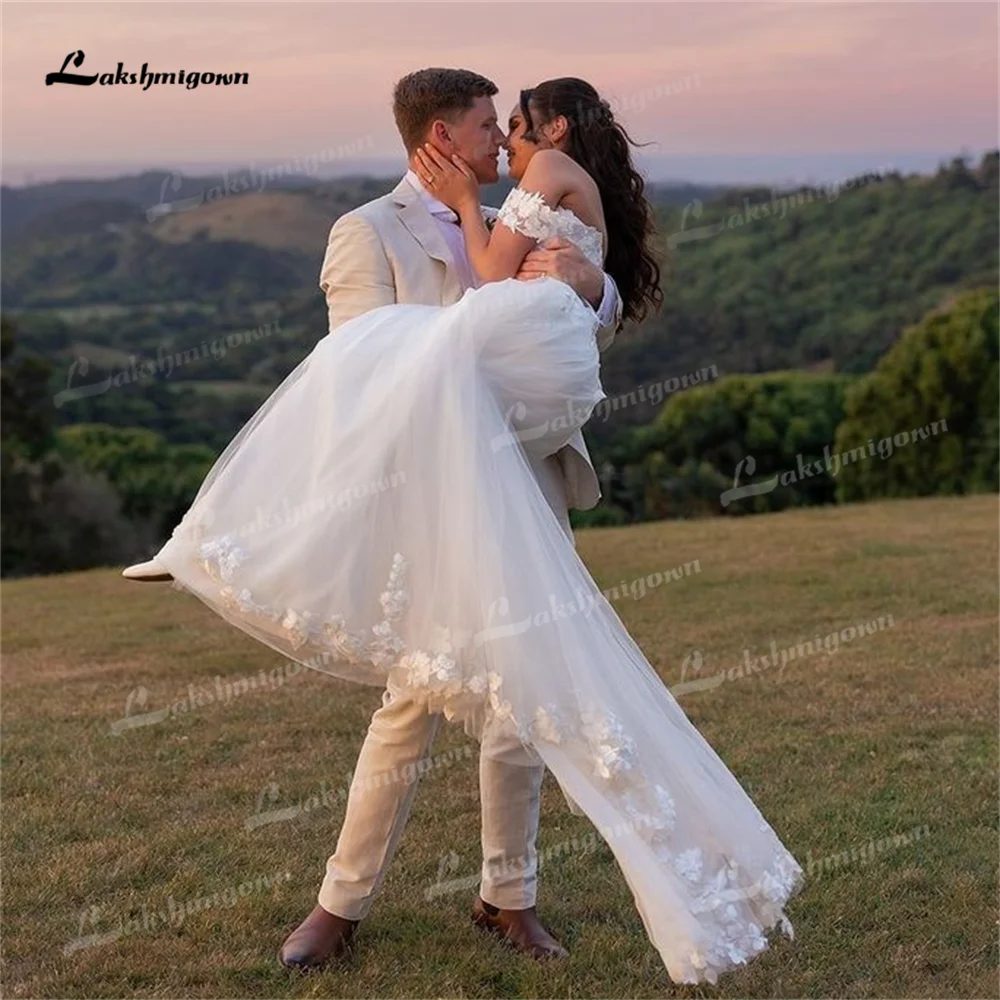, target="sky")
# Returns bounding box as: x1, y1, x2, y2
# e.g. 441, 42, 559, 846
3, 0, 998, 186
